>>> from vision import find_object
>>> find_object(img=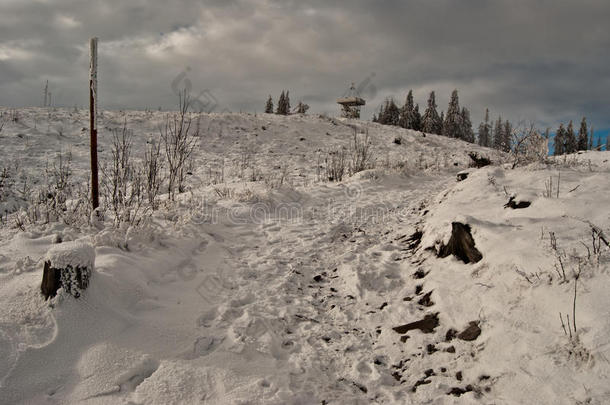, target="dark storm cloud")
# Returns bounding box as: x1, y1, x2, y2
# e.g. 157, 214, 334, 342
0, 0, 608, 129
